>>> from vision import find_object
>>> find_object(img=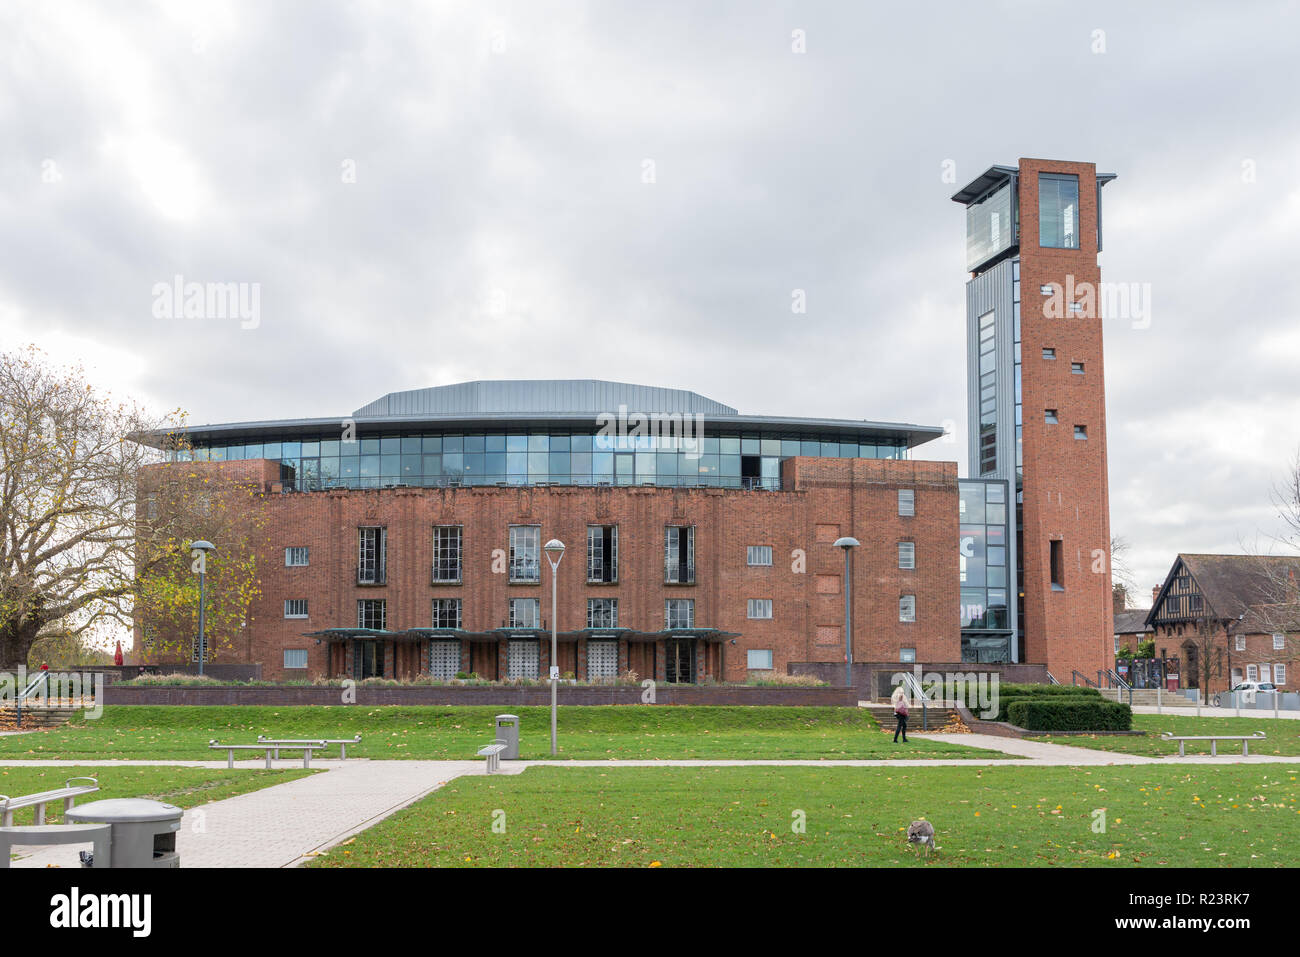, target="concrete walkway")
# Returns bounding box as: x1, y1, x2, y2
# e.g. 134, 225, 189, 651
7, 759, 480, 869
